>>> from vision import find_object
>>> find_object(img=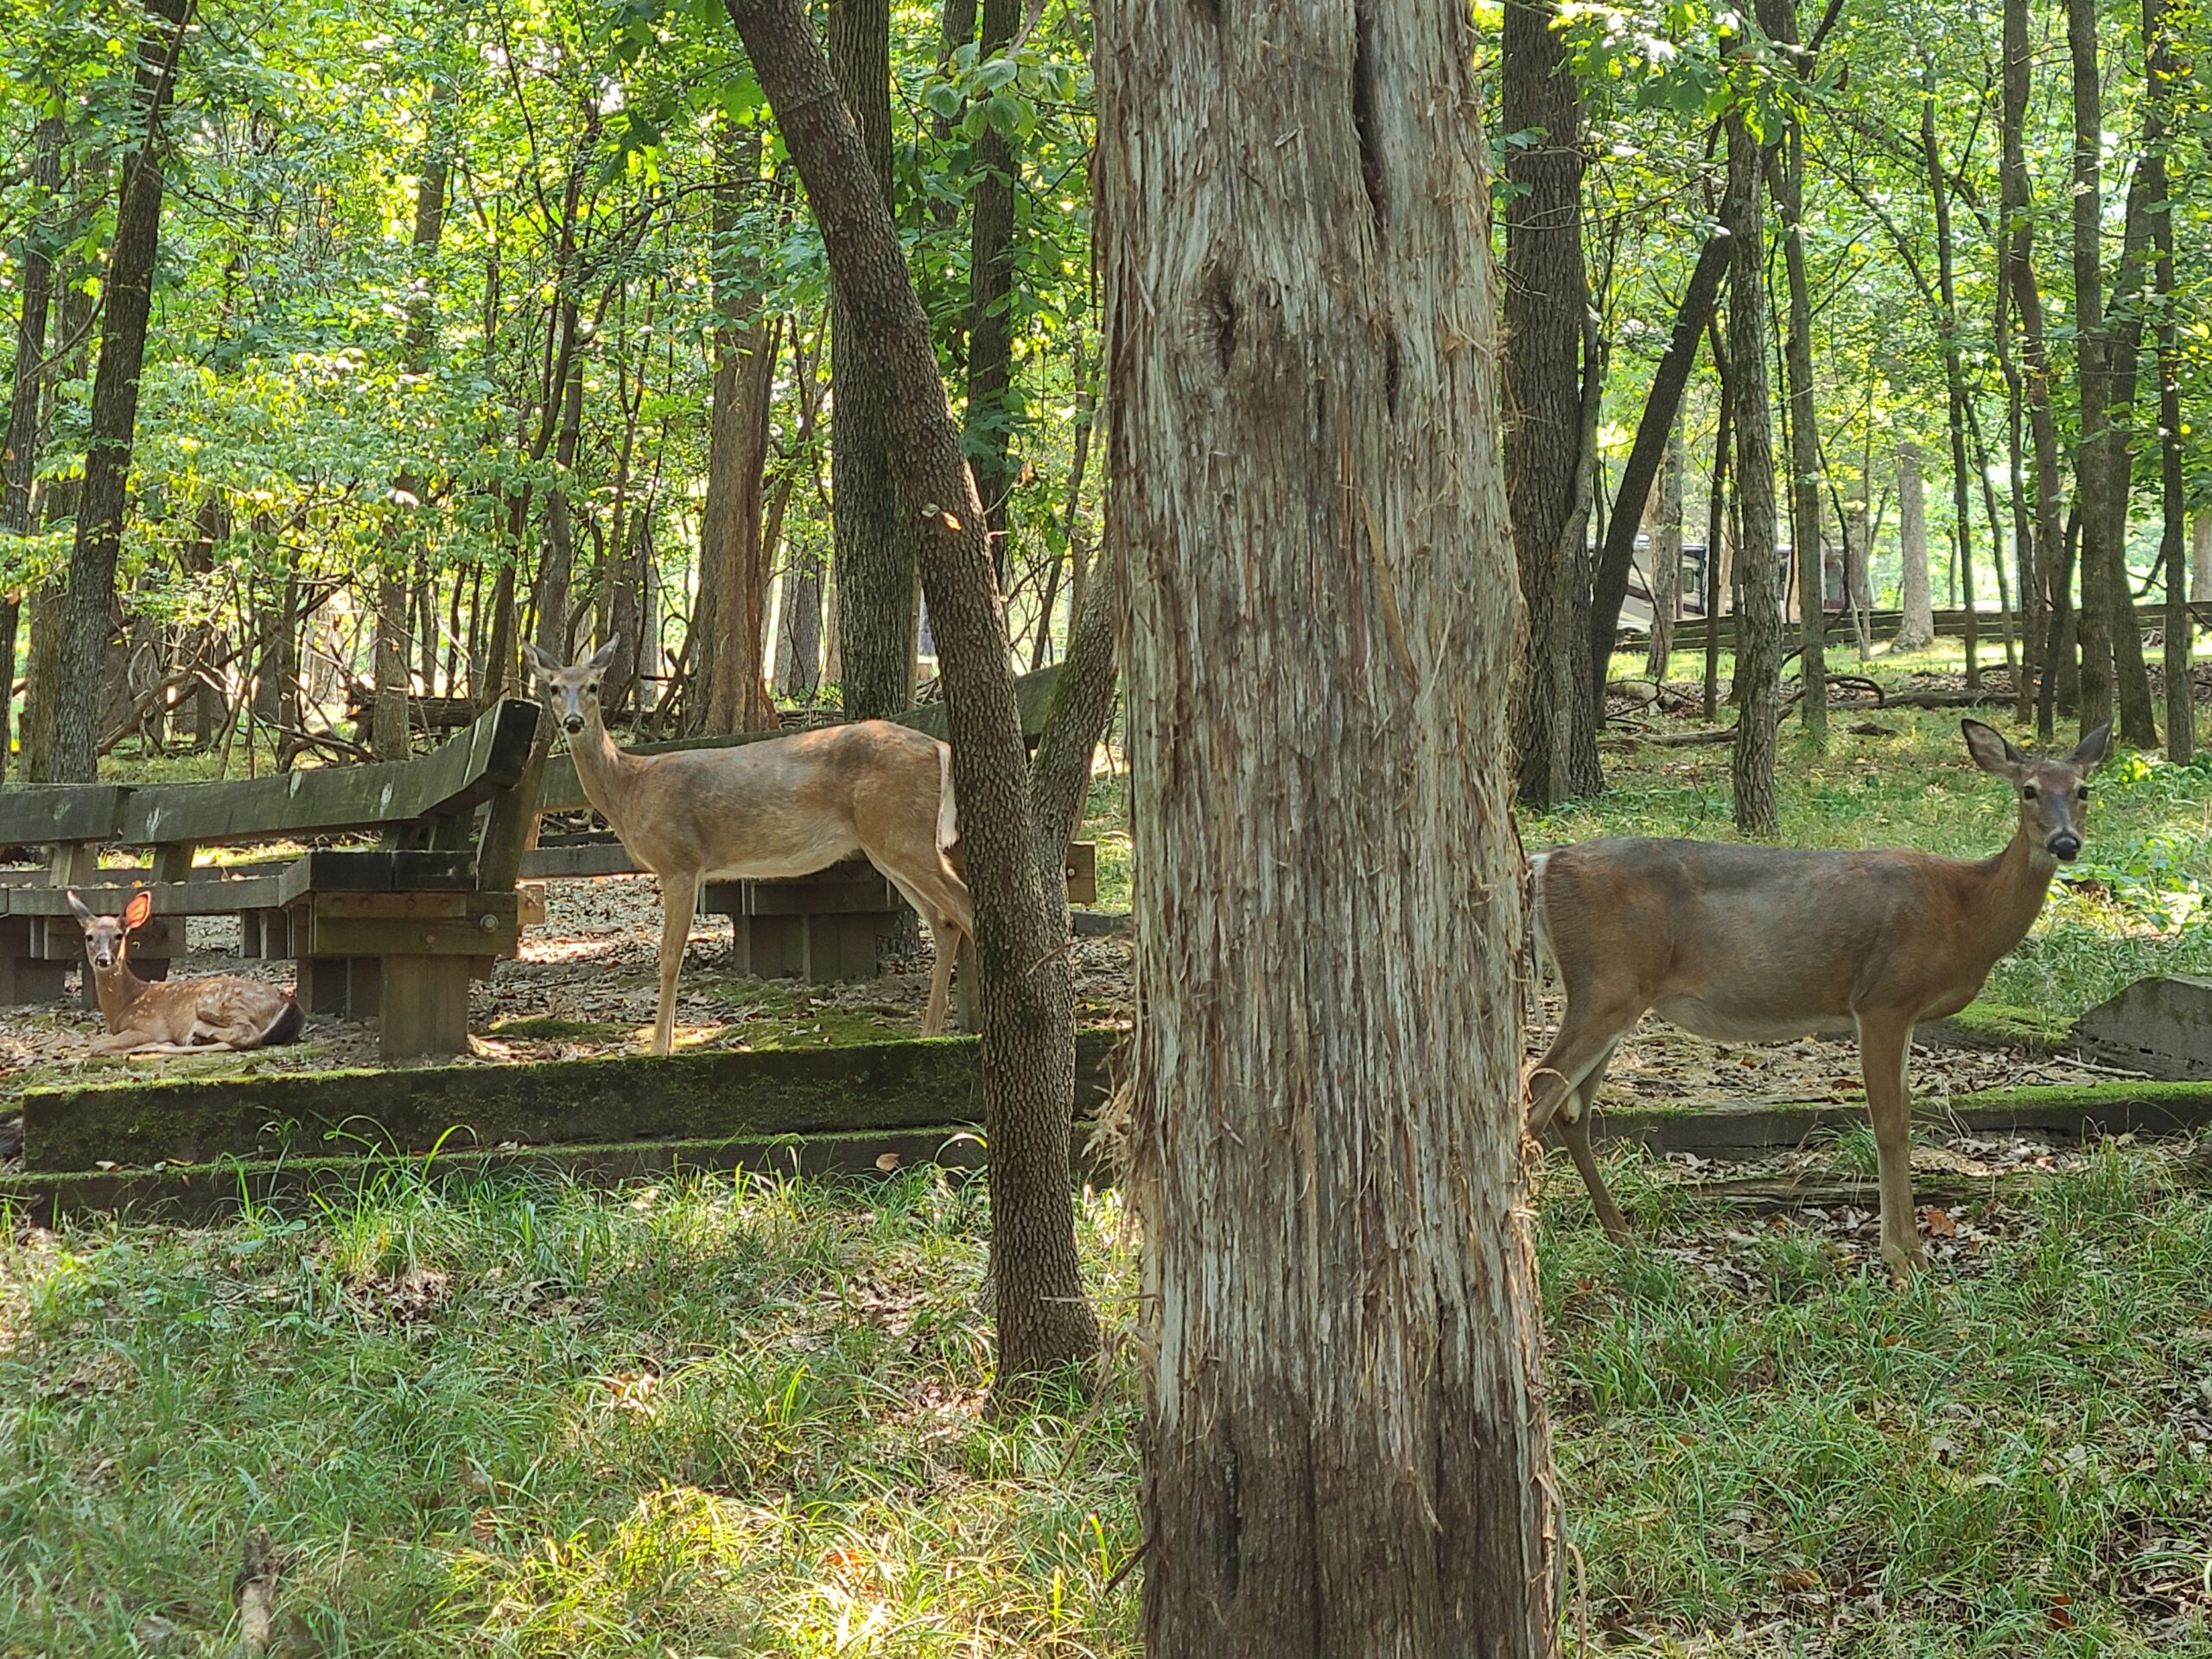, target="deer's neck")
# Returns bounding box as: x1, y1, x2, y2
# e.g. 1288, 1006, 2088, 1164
1971, 823, 2060, 963
569, 711, 639, 831
91, 960, 149, 1033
